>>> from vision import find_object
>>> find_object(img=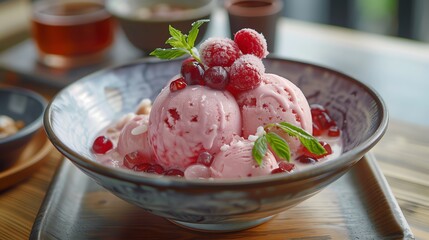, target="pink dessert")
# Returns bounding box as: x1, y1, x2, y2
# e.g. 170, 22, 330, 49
92, 22, 343, 179
148, 82, 241, 171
